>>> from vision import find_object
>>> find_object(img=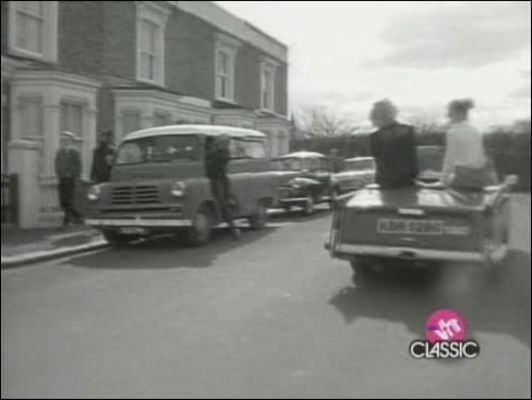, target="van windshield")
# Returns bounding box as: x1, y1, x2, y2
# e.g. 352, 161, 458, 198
115, 135, 200, 165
